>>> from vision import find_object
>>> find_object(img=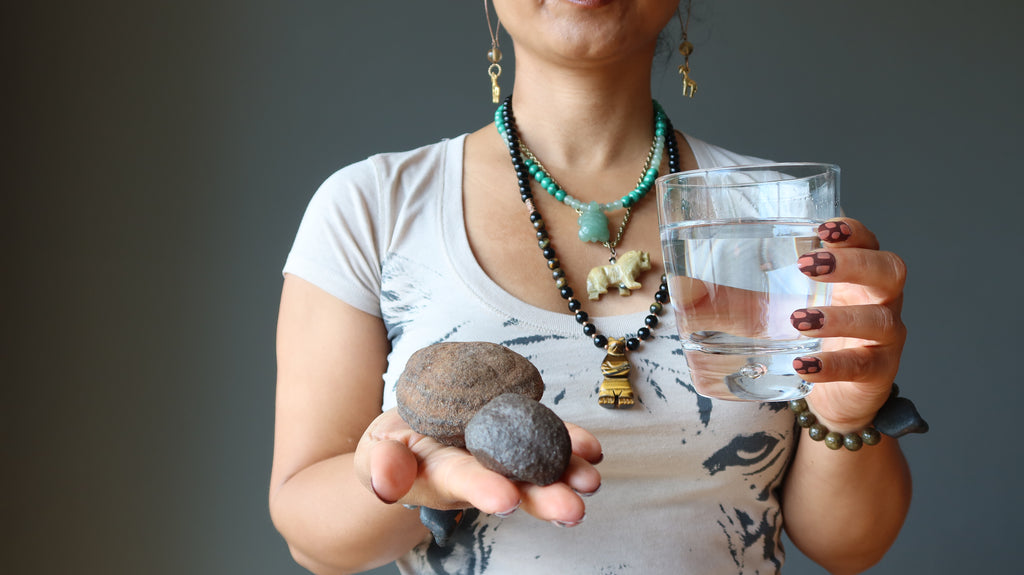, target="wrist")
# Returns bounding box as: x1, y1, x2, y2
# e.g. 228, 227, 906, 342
790, 383, 930, 451
790, 398, 882, 451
